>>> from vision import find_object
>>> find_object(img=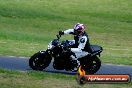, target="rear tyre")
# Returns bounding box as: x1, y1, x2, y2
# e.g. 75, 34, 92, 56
29, 51, 52, 71
82, 56, 101, 74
